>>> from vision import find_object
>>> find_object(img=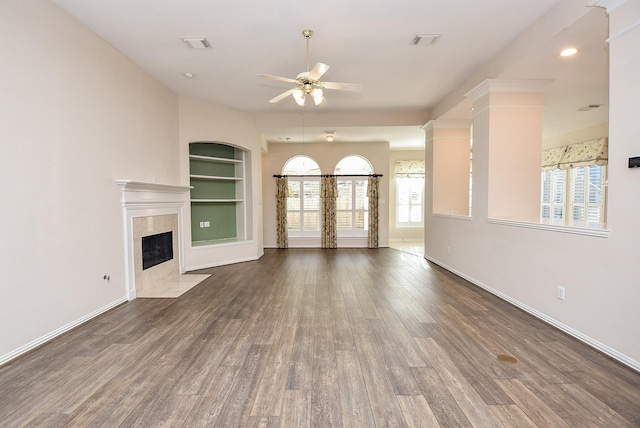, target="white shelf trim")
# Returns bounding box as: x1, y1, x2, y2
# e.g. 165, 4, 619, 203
189, 154, 242, 164
191, 199, 244, 203
189, 174, 242, 181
